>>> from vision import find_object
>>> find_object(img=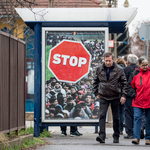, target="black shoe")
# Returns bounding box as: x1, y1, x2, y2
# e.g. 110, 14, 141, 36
96, 136, 105, 143
61, 131, 67, 136
120, 131, 123, 135
140, 129, 144, 139
76, 130, 83, 136
113, 138, 119, 143
124, 134, 133, 139
70, 131, 81, 137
